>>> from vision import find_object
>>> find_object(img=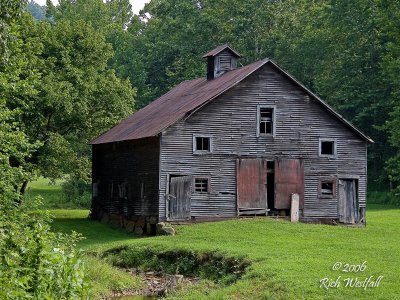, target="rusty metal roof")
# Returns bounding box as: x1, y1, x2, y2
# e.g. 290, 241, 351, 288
202, 44, 242, 58
91, 59, 373, 145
